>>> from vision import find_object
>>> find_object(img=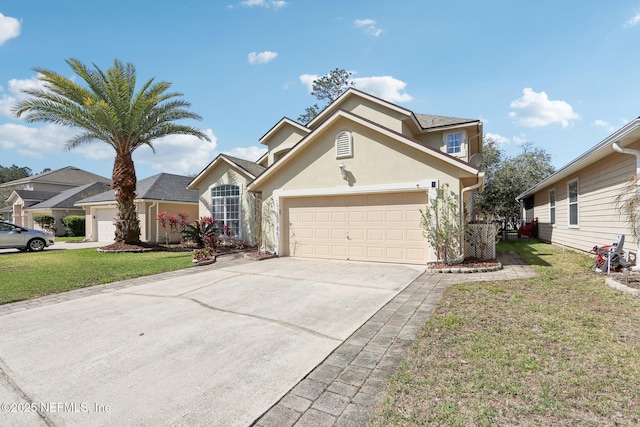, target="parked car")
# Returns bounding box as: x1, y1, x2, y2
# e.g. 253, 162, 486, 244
0, 220, 55, 252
